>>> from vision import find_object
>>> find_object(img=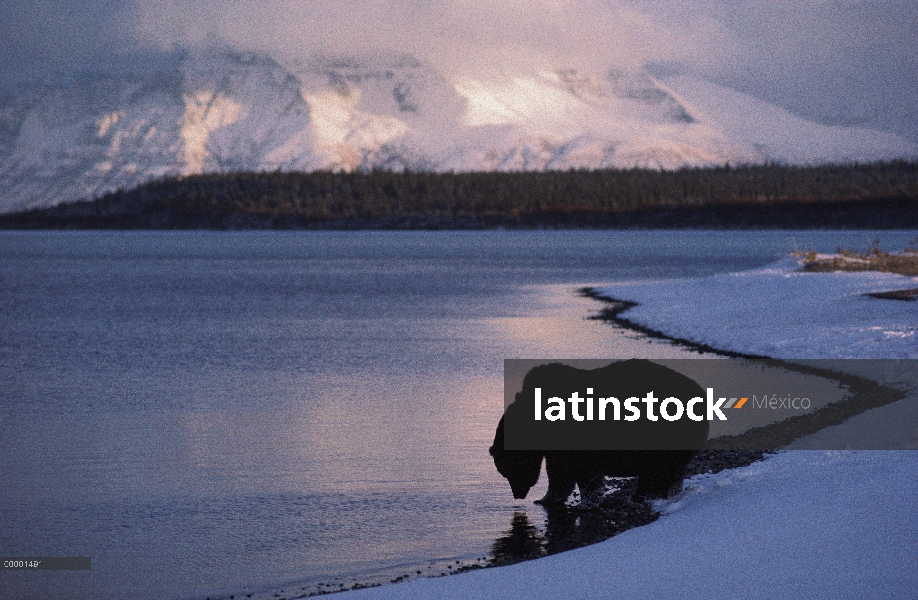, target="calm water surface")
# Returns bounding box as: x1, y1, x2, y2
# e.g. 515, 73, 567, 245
1, 230, 912, 600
